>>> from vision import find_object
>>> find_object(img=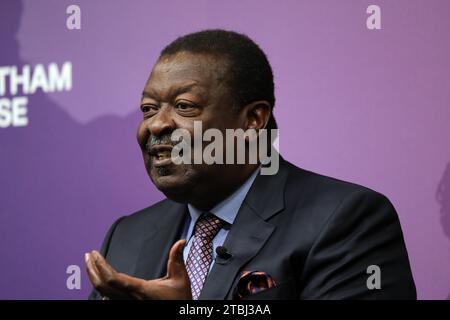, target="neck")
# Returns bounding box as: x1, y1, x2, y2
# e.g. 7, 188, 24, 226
189, 164, 259, 211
